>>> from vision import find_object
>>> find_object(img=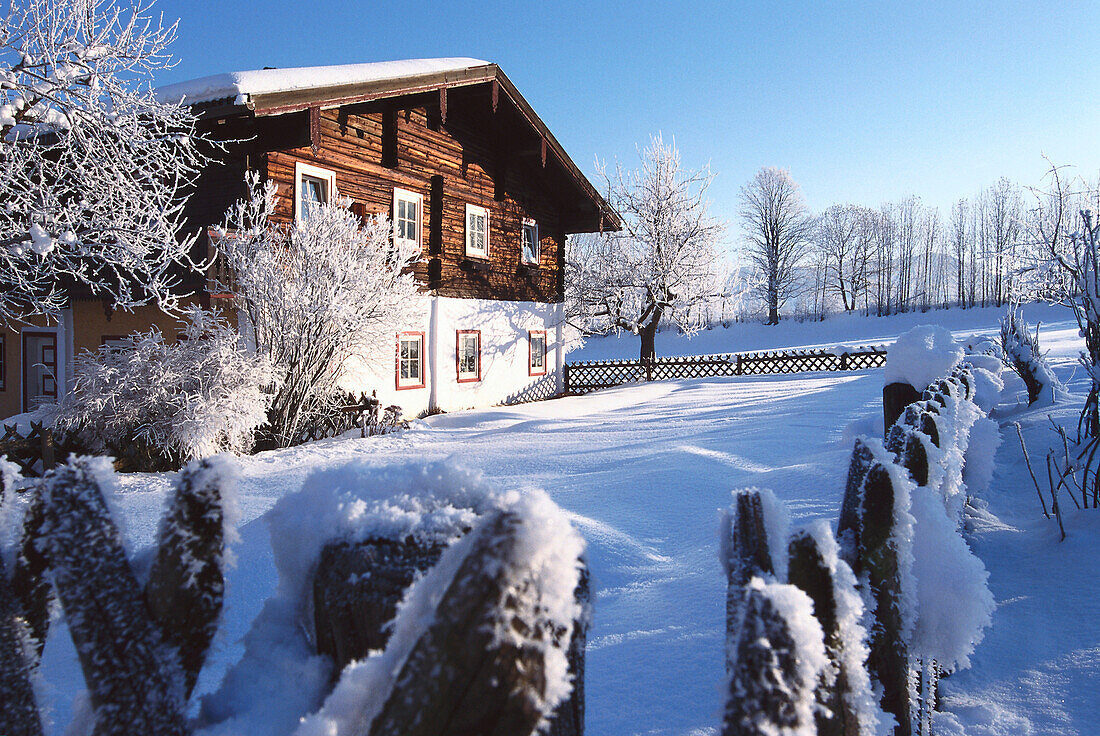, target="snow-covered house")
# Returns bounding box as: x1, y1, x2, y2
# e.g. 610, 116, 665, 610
0, 59, 618, 420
